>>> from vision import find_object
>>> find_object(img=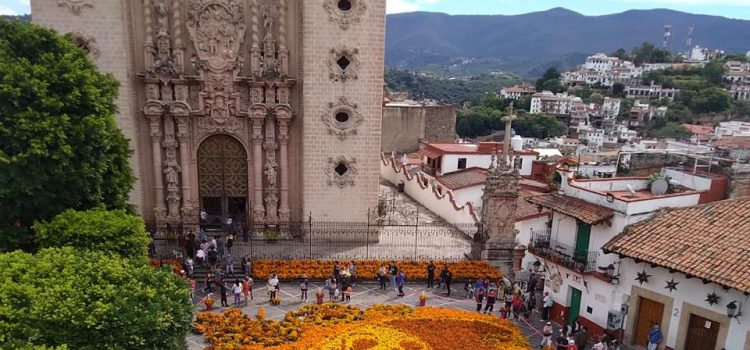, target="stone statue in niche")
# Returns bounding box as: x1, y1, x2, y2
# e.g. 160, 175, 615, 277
164, 158, 182, 188
260, 7, 280, 78
152, 33, 176, 75
154, 0, 169, 31
277, 87, 289, 105
264, 157, 278, 189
